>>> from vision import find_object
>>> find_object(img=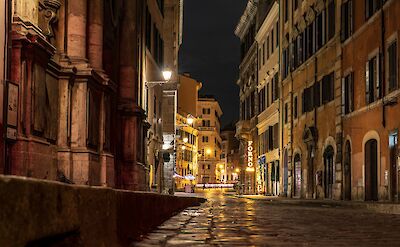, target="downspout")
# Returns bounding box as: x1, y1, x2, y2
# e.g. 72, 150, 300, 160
4, 0, 12, 174
313, 56, 317, 199
381, 3, 386, 127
